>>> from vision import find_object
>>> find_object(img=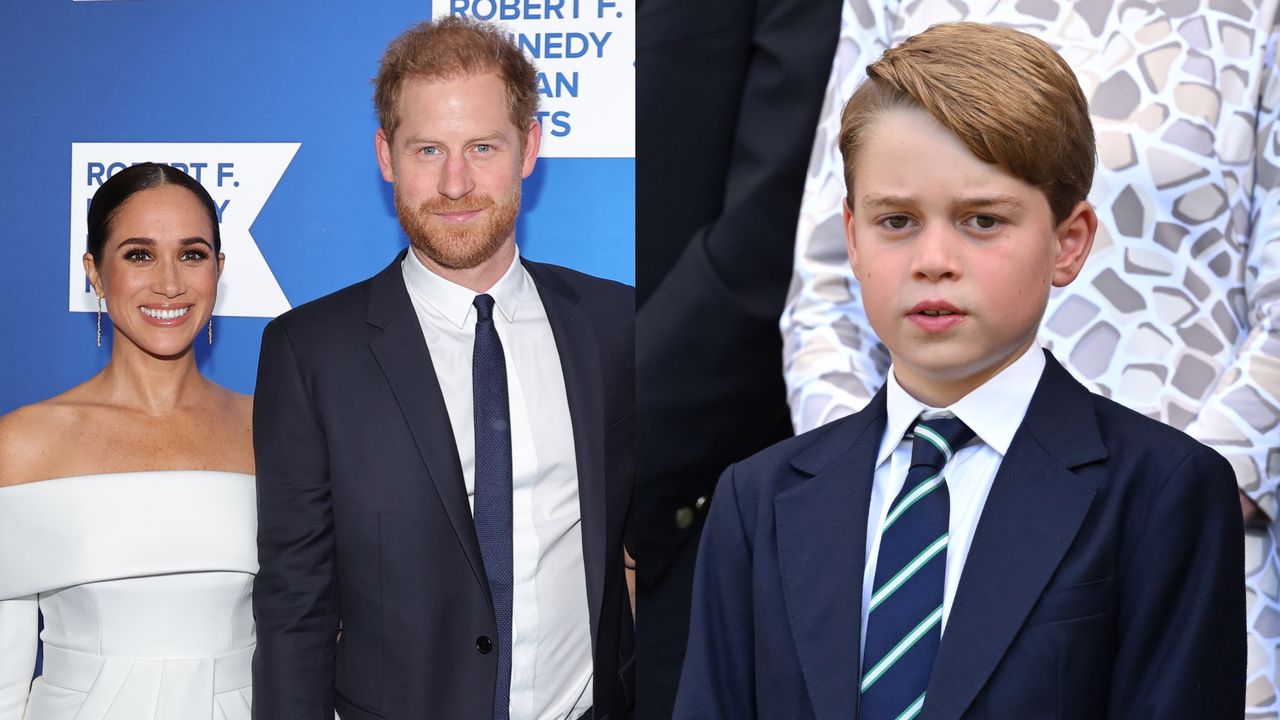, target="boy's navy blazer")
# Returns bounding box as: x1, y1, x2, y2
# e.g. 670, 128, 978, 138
252, 251, 634, 720
676, 351, 1244, 720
